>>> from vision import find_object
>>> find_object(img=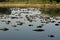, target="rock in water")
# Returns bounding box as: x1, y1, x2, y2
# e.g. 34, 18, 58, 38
48, 35, 55, 38
55, 24, 59, 26
0, 28, 9, 31
37, 26, 42, 28
33, 29, 44, 32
